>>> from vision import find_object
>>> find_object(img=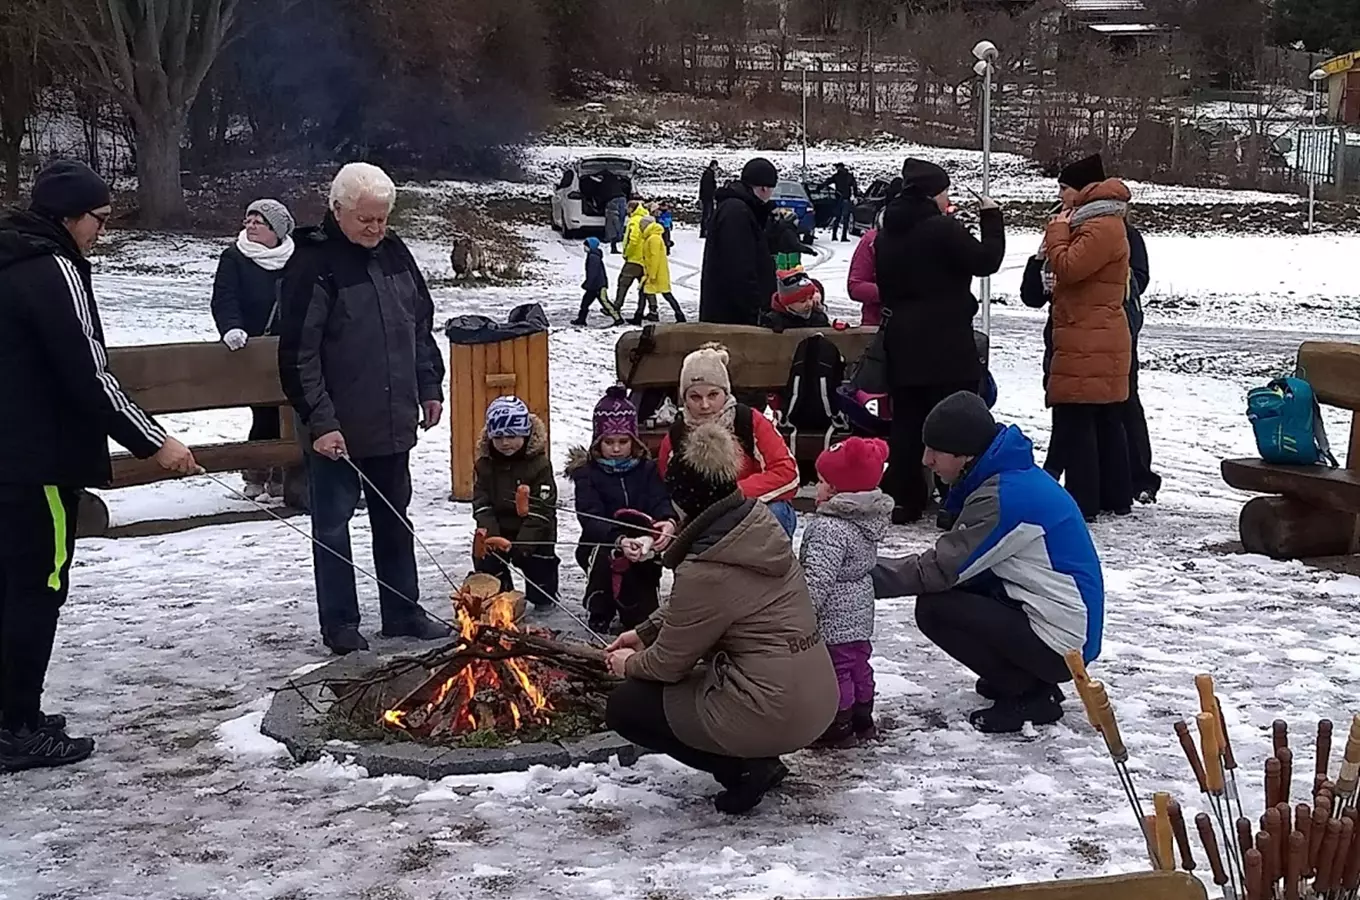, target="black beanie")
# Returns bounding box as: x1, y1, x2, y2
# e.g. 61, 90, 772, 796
1058, 154, 1106, 191
665, 422, 743, 517
740, 157, 779, 189
30, 160, 111, 219
901, 158, 950, 198
922, 391, 999, 457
